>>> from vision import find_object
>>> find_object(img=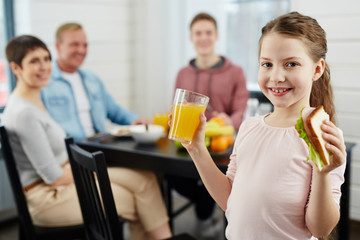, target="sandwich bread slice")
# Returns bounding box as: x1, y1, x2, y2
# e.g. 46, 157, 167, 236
296, 106, 330, 171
